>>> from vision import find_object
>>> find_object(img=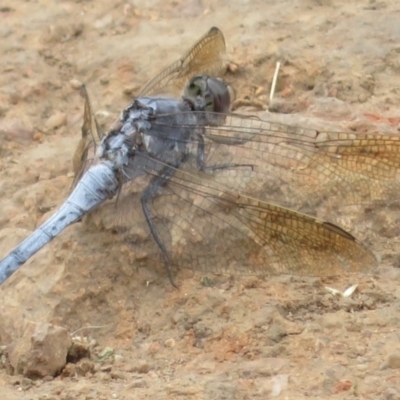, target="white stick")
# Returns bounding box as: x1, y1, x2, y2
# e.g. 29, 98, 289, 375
269, 61, 281, 102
